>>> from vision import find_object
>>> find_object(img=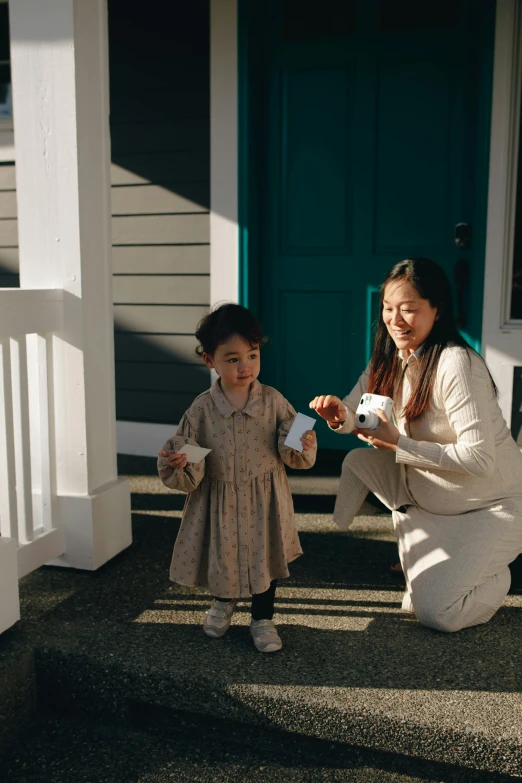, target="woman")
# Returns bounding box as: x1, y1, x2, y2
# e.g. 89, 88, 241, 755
310, 258, 522, 632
